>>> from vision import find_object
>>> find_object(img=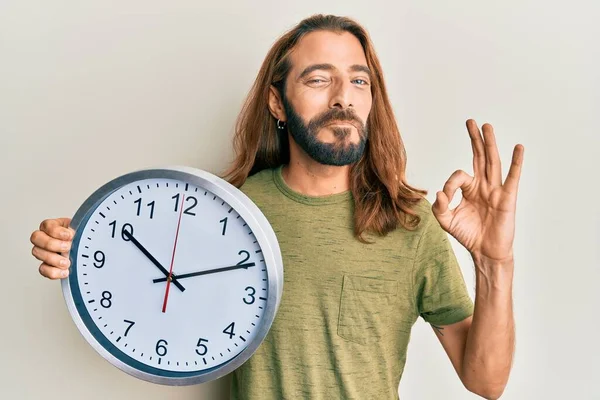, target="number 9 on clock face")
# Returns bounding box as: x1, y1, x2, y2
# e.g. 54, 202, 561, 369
62, 166, 283, 385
